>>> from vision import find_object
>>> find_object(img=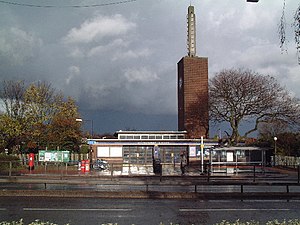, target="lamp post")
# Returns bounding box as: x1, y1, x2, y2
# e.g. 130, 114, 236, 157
76, 118, 94, 164
76, 118, 94, 138
273, 136, 277, 166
